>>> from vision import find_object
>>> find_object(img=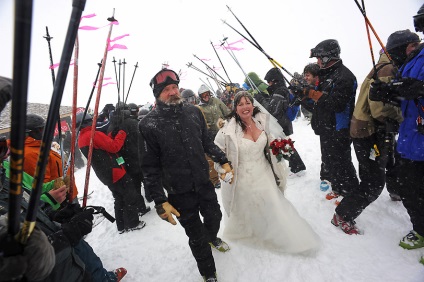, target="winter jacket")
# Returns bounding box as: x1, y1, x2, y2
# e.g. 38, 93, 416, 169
311, 60, 357, 136
139, 101, 228, 205
0, 183, 88, 282
265, 83, 293, 135
350, 53, 403, 138
199, 97, 231, 136
78, 127, 127, 186
244, 72, 269, 95
397, 45, 424, 161
108, 114, 143, 177
214, 112, 288, 216
23, 136, 78, 200
3, 161, 60, 210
